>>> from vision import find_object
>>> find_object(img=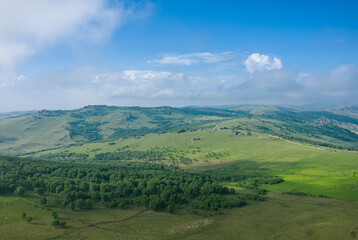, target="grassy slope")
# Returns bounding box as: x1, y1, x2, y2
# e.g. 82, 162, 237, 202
329, 105, 358, 118
1, 105, 358, 155
0, 110, 38, 120
0, 113, 72, 154
30, 129, 358, 201
0, 193, 357, 240
0, 106, 227, 155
